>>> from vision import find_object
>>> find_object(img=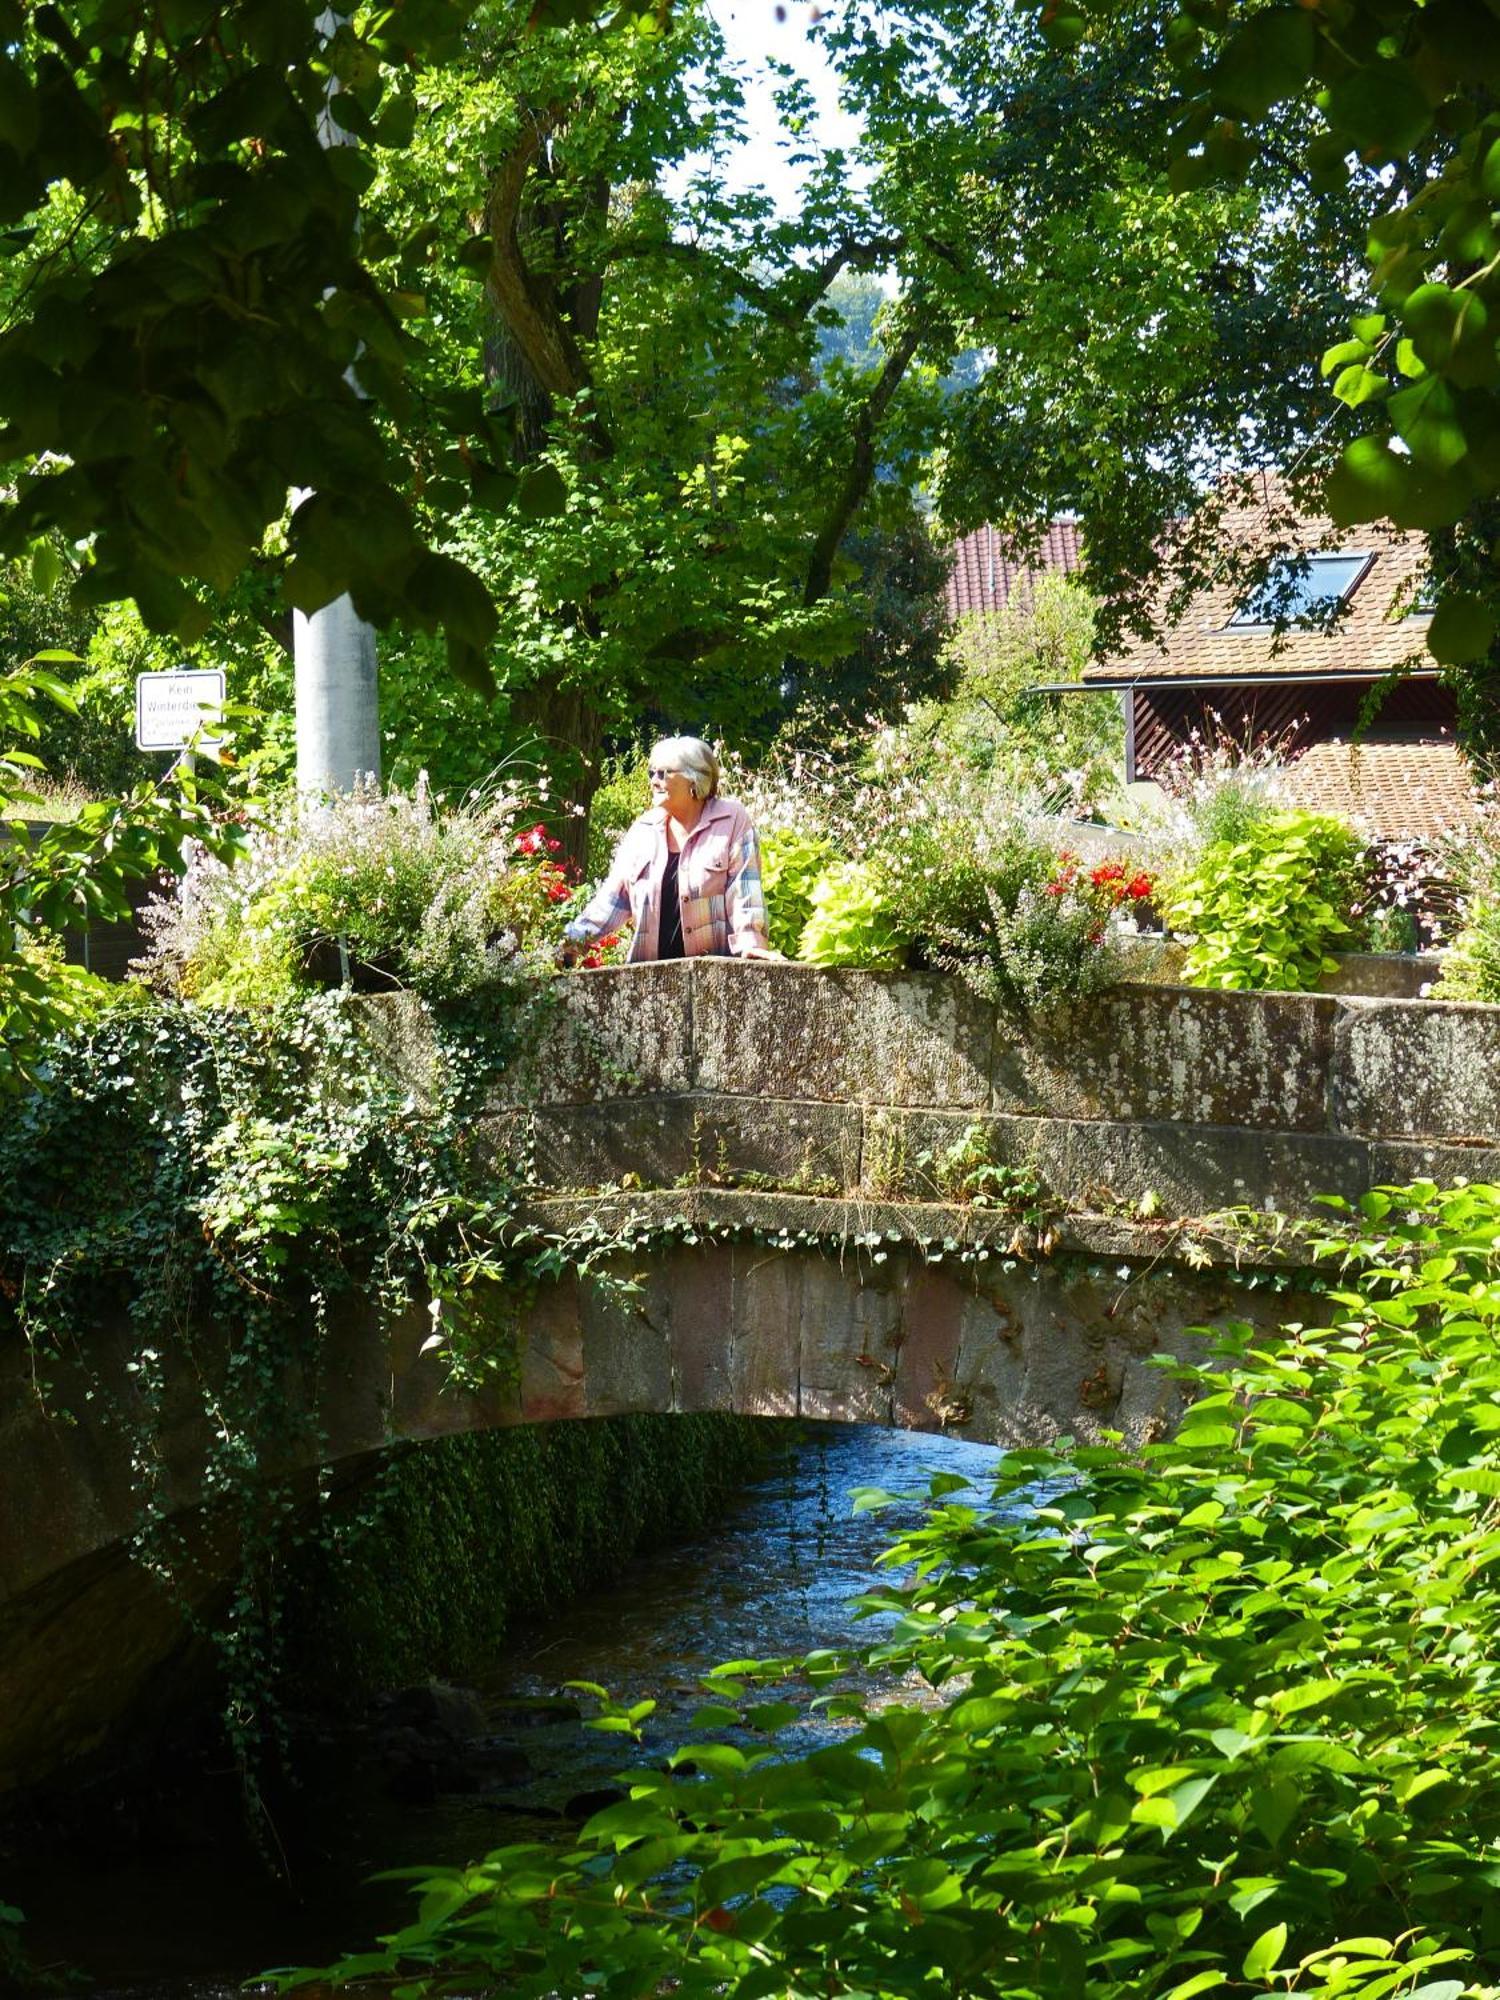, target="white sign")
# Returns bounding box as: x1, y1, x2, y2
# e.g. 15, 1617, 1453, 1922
135, 669, 226, 753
